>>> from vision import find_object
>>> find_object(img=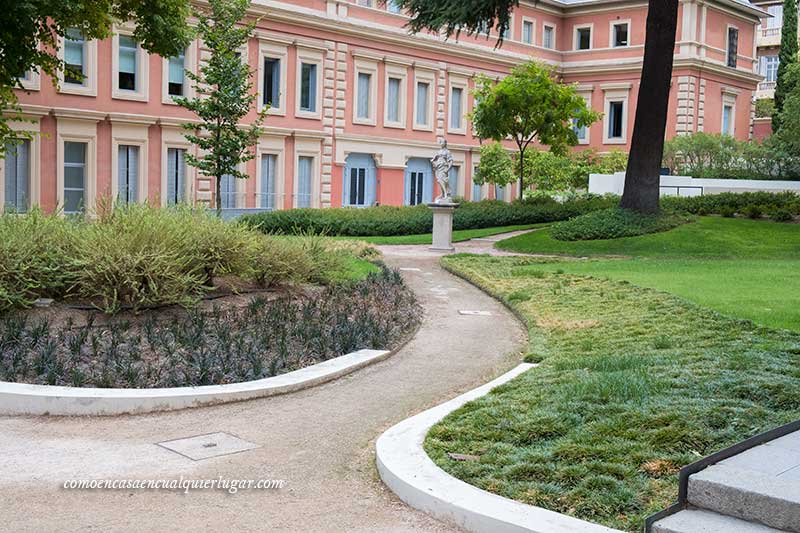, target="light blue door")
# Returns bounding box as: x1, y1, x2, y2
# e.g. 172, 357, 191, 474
448, 165, 459, 198
166, 148, 186, 205
404, 158, 432, 206
220, 174, 236, 208
260, 154, 277, 210
4, 140, 29, 213
343, 153, 377, 207
118, 145, 138, 204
